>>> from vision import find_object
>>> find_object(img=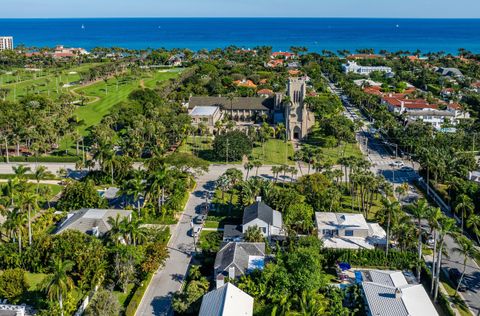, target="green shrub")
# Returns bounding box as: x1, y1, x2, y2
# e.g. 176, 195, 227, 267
1, 156, 80, 163
125, 273, 153, 316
